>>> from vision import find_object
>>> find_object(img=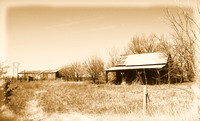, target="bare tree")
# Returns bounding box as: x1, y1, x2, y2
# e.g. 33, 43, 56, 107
165, 7, 198, 82
0, 62, 9, 78
107, 47, 120, 68
83, 56, 105, 83
59, 61, 83, 81
106, 48, 121, 83
126, 33, 160, 55
71, 62, 83, 81
59, 65, 72, 81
